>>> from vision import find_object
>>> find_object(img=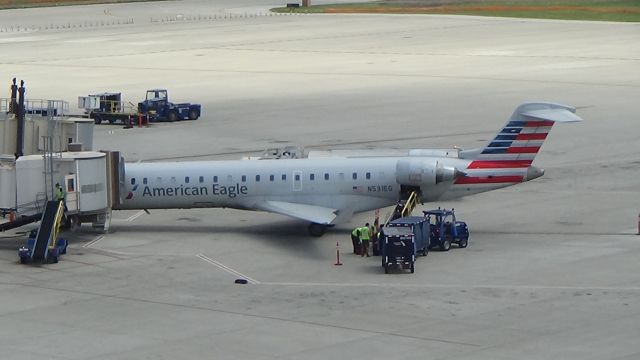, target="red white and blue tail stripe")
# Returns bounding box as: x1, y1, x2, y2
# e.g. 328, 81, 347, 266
456, 102, 582, 185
